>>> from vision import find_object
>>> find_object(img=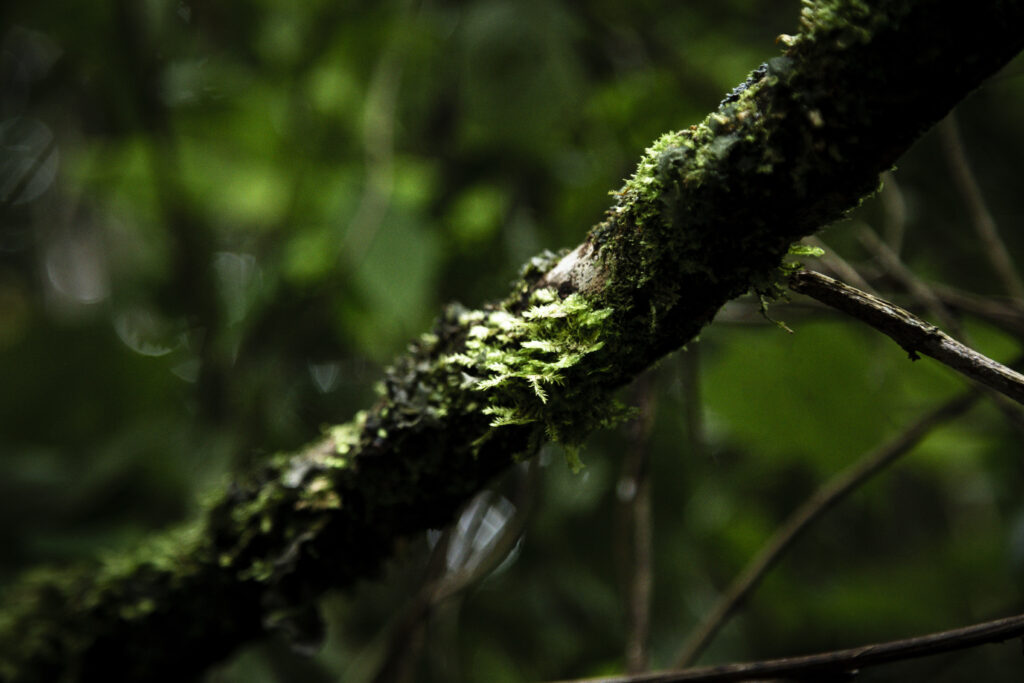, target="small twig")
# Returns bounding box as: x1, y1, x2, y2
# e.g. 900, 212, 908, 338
938, 113, 1024, 302
857, 227, 1024, 430
857, 226, 961, 335
789, 270, 1024, 406
0, 133, 58, 210
803, 235, 876, 294
557, 611, 1024, 683
674, 390, 979, 667
341, 0, 413, 267
370, 462, 537, 683
620, 373, 657, 673
930, 282, 1024, 340
879, 170, 907, 255
679, 345, 706, 462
